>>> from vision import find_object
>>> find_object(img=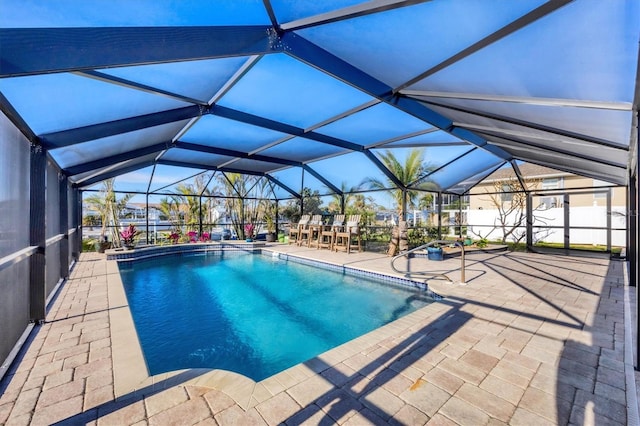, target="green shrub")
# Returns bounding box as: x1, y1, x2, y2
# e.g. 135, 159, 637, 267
82, 238, 98, 252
